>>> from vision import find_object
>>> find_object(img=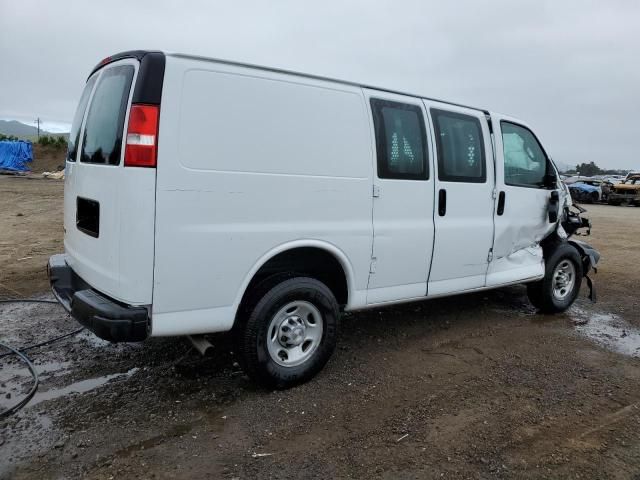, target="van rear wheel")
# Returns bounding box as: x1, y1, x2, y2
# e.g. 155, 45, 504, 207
527, 243, 583, 313
237, 277, 339, 389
